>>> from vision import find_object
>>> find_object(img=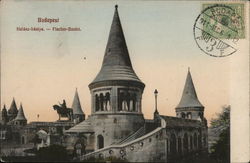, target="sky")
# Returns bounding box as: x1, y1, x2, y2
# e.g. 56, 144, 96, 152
1, 0, 232, 123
